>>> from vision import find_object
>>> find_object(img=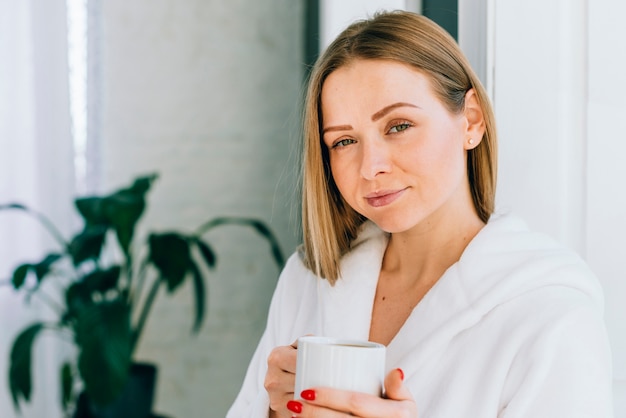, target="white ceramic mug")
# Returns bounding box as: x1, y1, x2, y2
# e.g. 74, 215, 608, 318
294, 336, 386, 400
